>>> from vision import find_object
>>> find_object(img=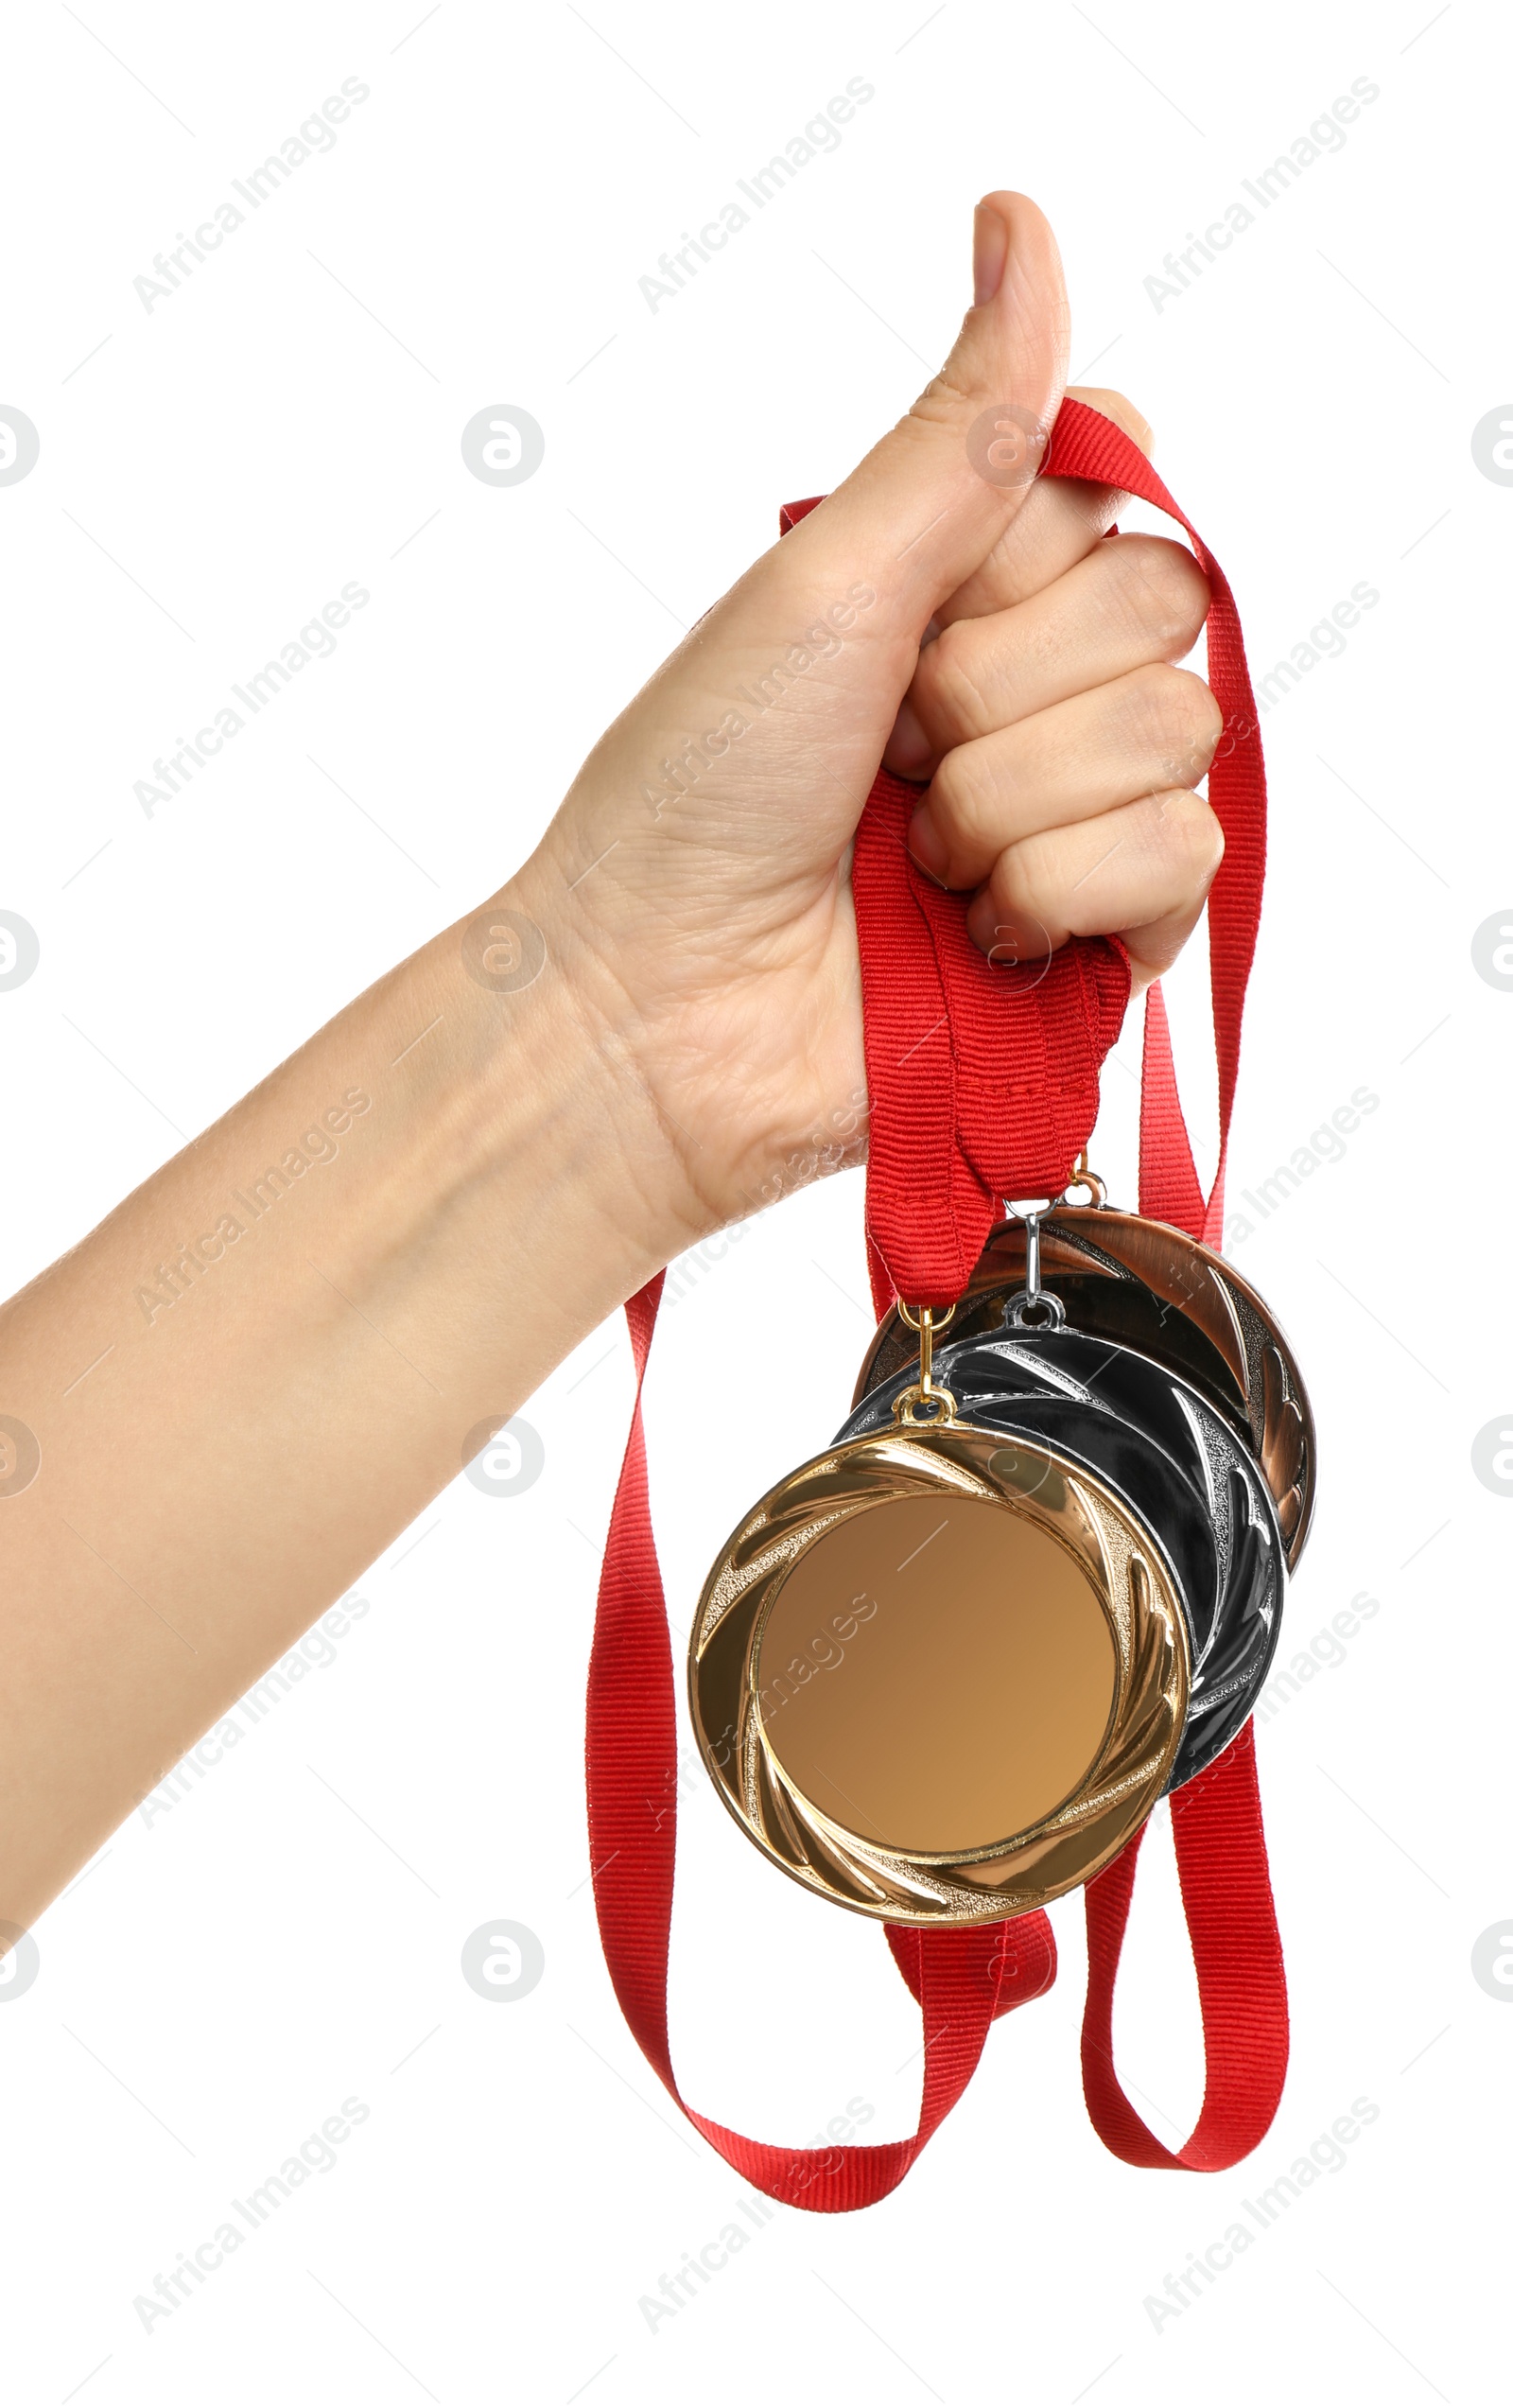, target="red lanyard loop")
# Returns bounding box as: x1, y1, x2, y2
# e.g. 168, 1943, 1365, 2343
582, 401, 1287, 2206
1037, 403, 1287, 2170
585, 1278, 1057, 2213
